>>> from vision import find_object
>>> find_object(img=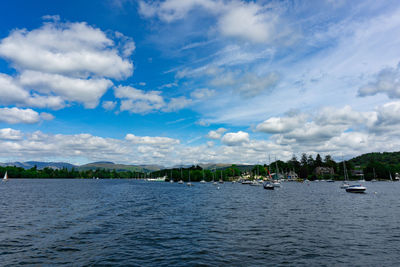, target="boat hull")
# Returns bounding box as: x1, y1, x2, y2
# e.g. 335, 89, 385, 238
346, 186, 366, 193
